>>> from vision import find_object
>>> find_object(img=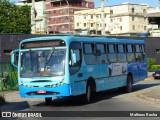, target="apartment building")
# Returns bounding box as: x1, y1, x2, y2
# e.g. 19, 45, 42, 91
74, 3, 148, 36
46, 0, 94, 34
